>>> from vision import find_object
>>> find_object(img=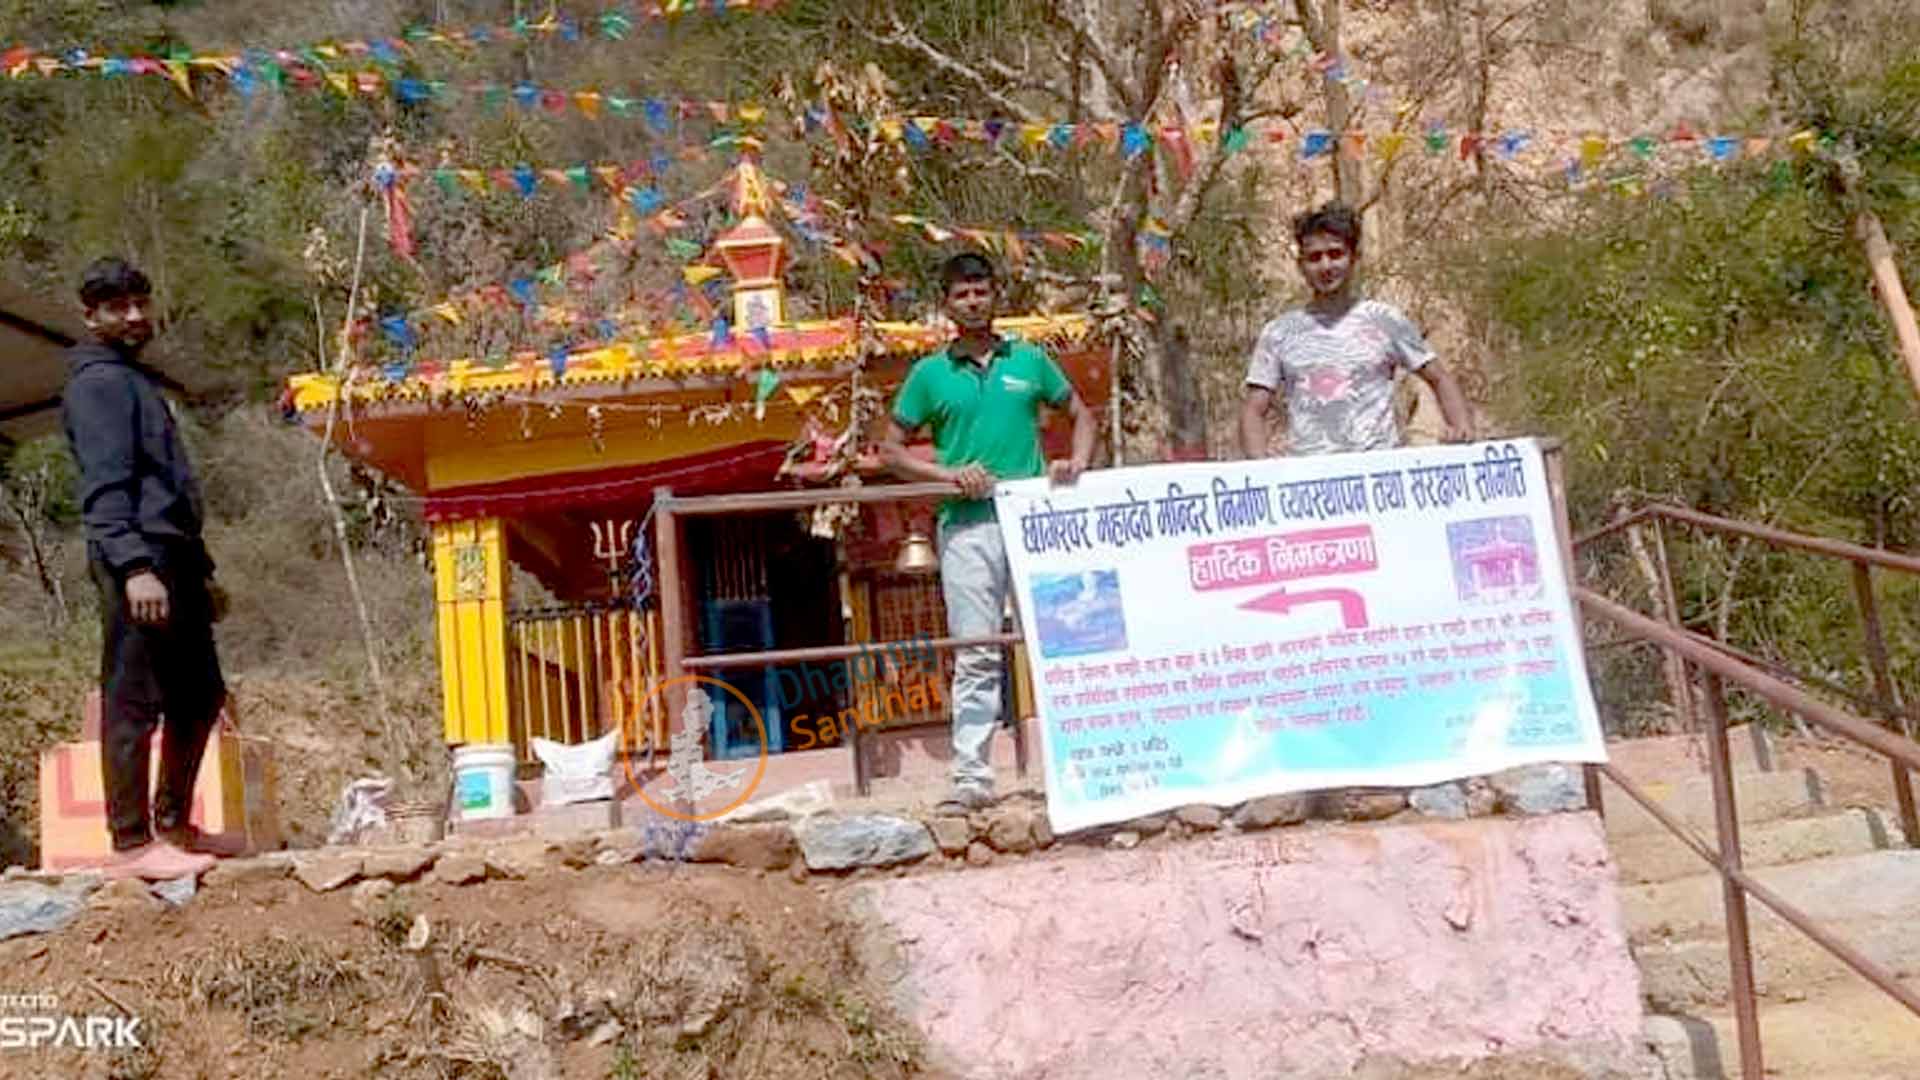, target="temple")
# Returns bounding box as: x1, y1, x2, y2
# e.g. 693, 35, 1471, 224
283, 153, 1115, 799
